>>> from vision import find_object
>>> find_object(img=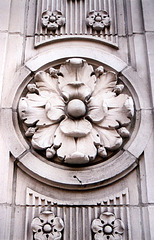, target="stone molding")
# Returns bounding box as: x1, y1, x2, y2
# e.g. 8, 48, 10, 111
18, 58, 134, 165
7, 47, 152, 189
